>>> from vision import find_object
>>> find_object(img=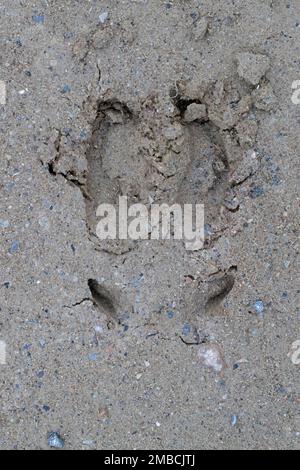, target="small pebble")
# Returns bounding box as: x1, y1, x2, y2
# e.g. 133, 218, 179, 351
204, 223, 213, 236
236, 52, 270, 86
99, 12, 109, 24
182, 323, 191, 336
231, 415, 238, 427
183, 103, 207, 123
197, 343, 227, 374
47, 432, 65, 449
98, 407, 109, 420
224, 197, 239, 211
32, 14, 45, 24
254, 299, 264, 317
0, 219, 9, 228
88, 353, 98, 361
61, 84, 71, 94
42, 199, 54, 210
9, 240, 20, 254
79, 129, 88, 140
250, 186, 264, 198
